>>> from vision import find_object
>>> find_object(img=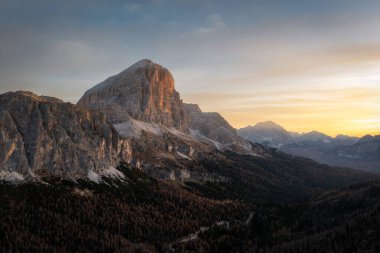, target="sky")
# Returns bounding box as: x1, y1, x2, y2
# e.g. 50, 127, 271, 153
0, 0, 379, 137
